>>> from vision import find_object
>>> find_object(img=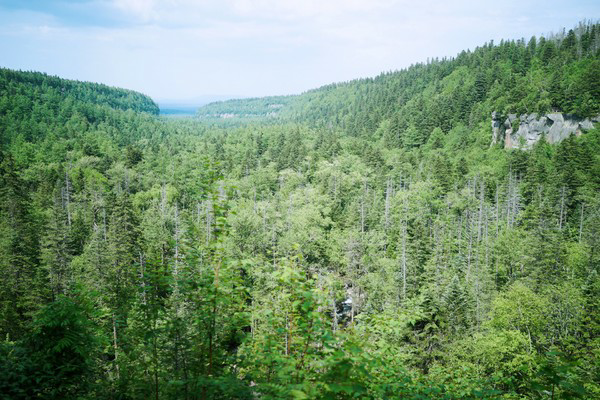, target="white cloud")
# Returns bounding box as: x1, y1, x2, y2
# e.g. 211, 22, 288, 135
111, 0, 159, 21
230, 0, 395, 19
108, 0, 397, 25
0, 0, 597, 99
